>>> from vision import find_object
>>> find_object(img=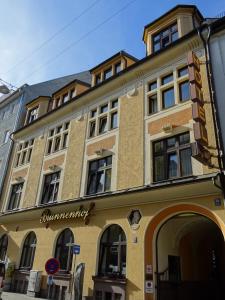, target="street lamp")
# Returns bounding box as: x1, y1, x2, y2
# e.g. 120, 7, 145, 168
0, 84, 10, 94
